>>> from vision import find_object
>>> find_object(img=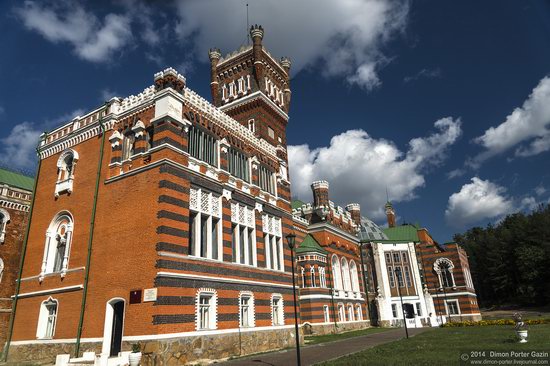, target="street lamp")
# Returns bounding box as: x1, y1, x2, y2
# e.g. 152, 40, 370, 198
357, 228, 373, 324
394, 267, 409, 339
286, 232, 301, 366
